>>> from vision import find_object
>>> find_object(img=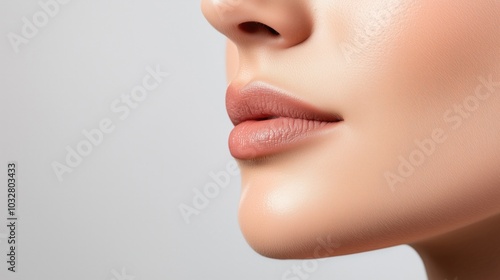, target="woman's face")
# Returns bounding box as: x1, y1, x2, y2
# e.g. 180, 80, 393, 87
202, 0, 500, 258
